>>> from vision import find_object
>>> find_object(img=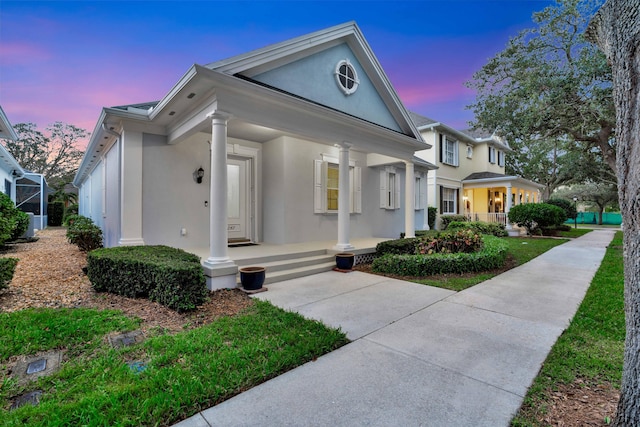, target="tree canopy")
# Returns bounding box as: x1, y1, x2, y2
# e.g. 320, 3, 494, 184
8, 122, 87, 190
467, 0, 614, 192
